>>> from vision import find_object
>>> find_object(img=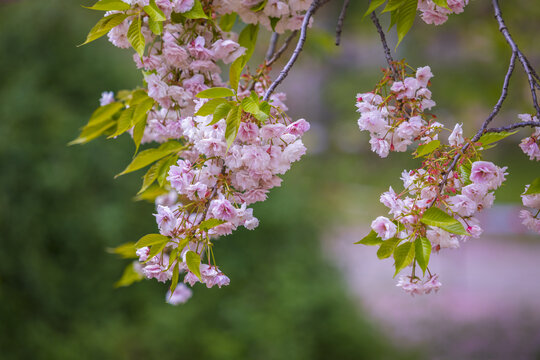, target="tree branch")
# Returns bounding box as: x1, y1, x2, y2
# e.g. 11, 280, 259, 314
265, 31, 298, 67
370, 12, 397, 78
335, 0, 350, 46
263, 0, 330, 101
486, 121, 540, 133
265, 32, 279, 61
